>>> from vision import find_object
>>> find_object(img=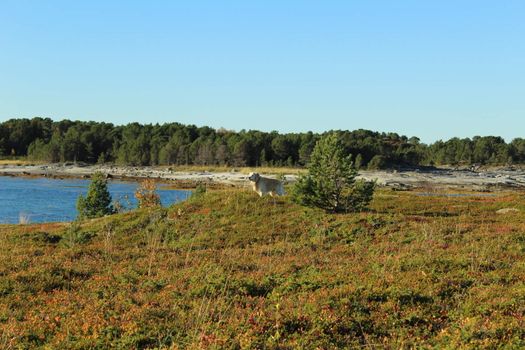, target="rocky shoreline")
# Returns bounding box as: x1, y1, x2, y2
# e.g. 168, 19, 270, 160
0, 164, 248, 189
2, 163, 525, 191
360, 168, 525, 191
